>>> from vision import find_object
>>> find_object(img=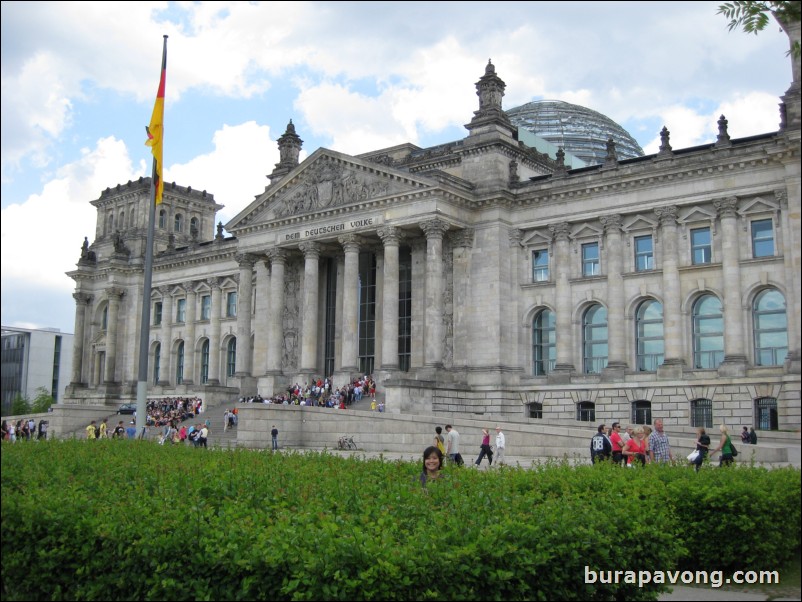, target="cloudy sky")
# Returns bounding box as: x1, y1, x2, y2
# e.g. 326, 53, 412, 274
0, 1, 793, 335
